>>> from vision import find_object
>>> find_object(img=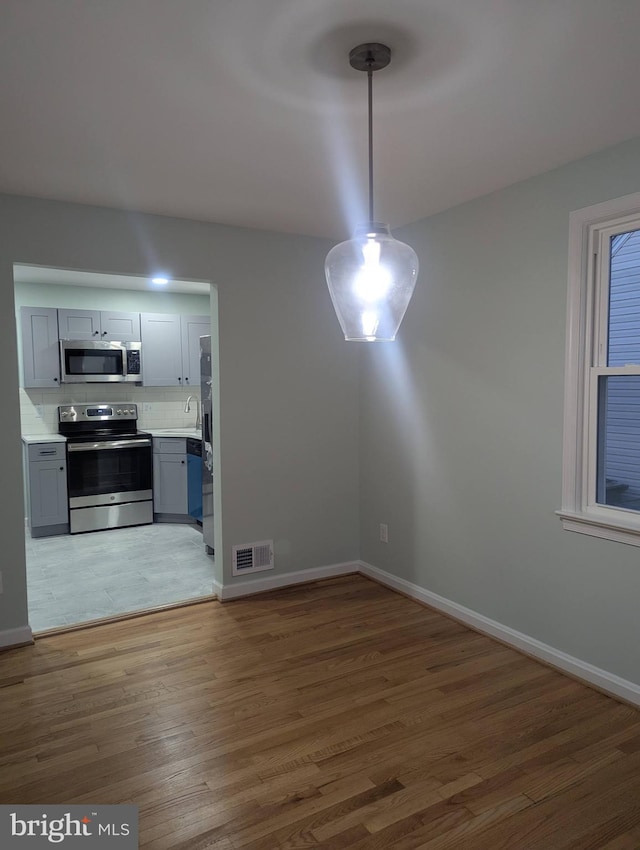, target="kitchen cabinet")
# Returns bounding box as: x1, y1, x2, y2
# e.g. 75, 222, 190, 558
57, 309, 140, 342
141, 313, 209, 387
153, 437, 190, 520
24, 442, 69, 537
20, 306, 61, 388
181, 315, 210, 388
